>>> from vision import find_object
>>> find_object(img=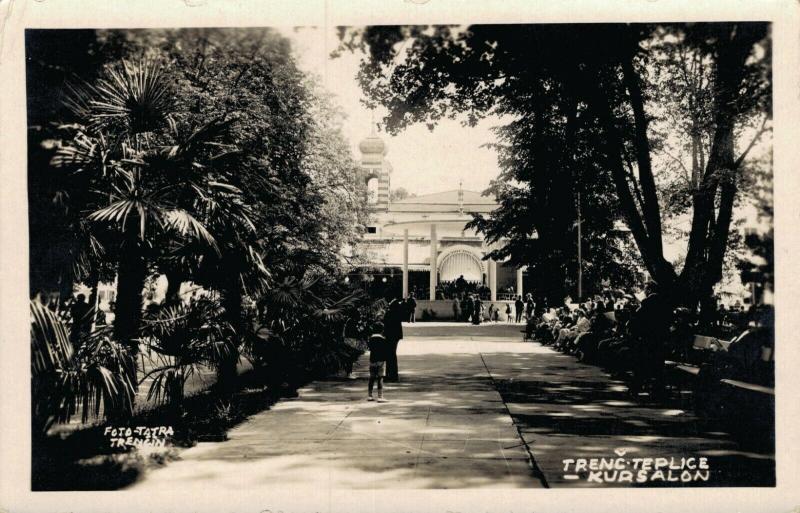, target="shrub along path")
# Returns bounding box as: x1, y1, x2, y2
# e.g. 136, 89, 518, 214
127, 322, 773, 490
